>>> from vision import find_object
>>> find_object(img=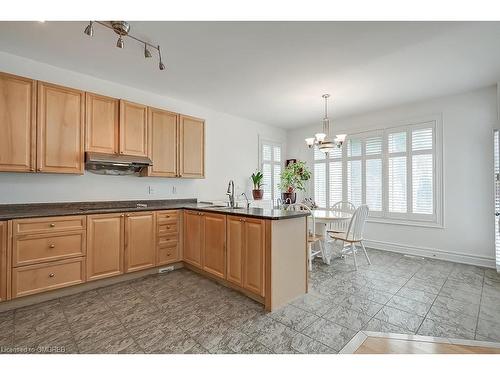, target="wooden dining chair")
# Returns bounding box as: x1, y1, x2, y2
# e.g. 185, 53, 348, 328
328, 204, 371, 270
285, 203, 327, 271
327, 201, 356, 234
